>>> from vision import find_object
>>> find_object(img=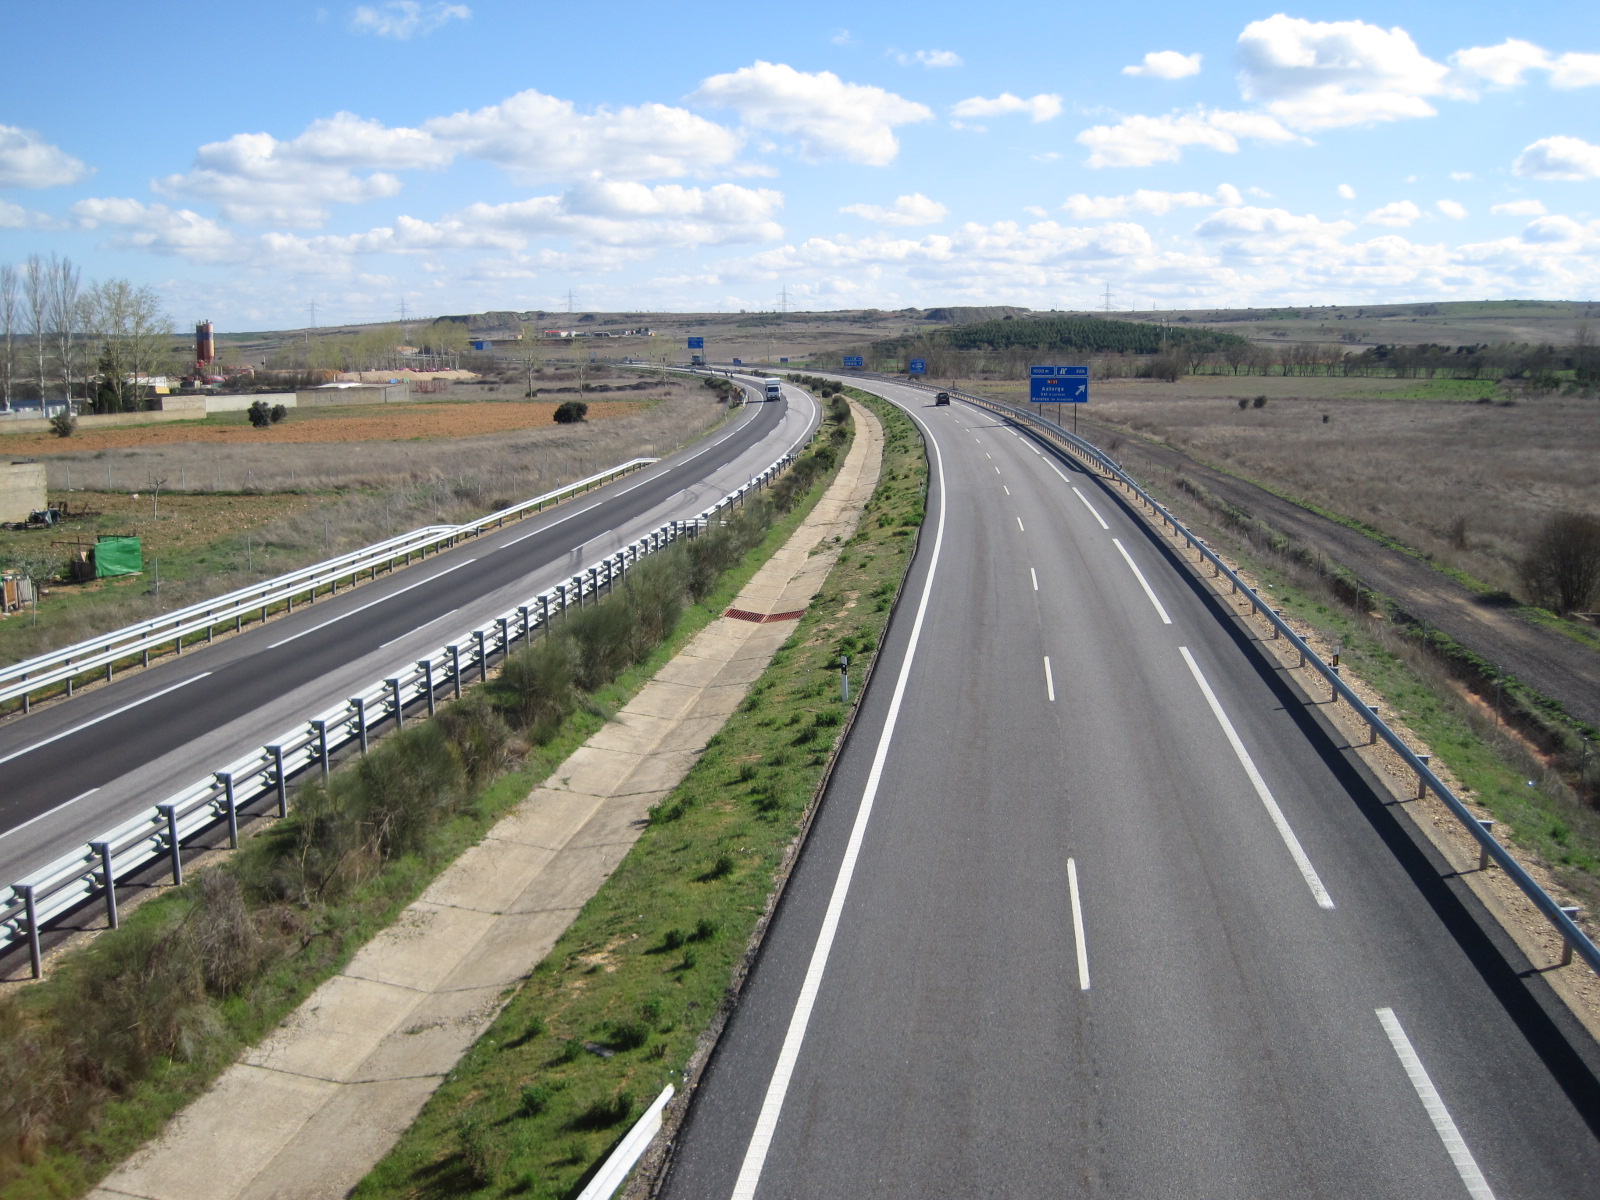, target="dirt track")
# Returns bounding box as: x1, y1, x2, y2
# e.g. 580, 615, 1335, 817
1077, 417, 1600, 732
